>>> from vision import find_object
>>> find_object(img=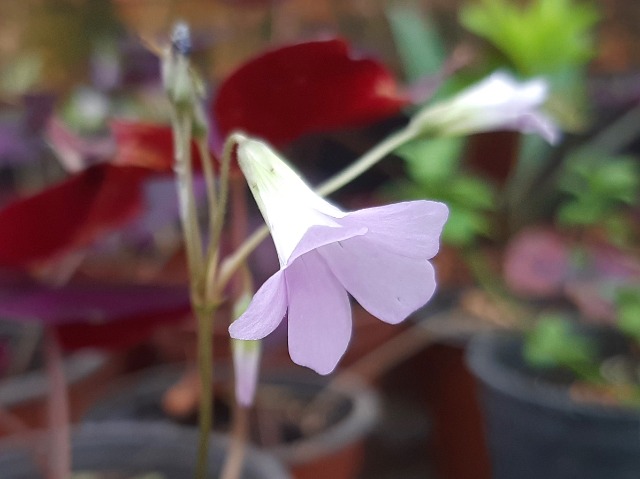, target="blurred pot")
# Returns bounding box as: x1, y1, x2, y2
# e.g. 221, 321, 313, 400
467, 330, 640, 479
0, 421, 290, 478
85, 365, 379, 479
